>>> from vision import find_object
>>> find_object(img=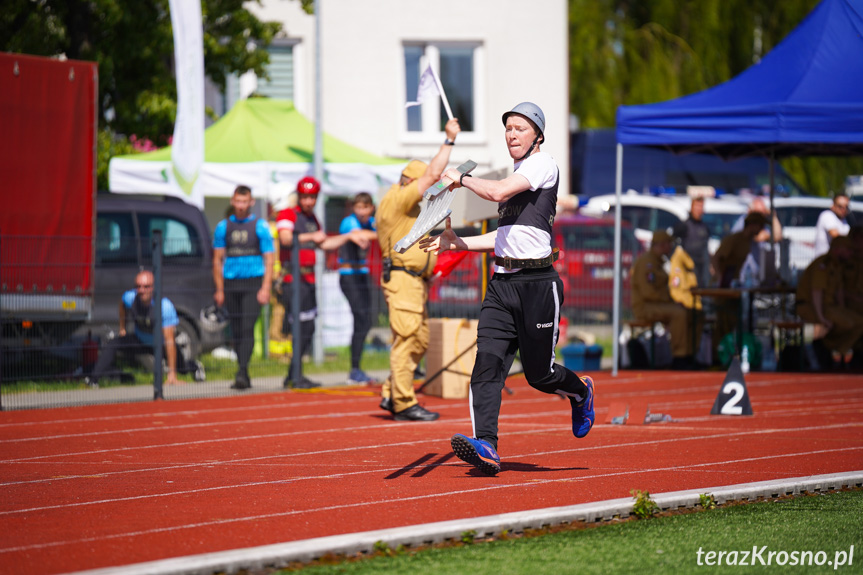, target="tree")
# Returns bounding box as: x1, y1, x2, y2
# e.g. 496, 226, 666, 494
569, 0, 863, 195
2, 0, 283, 140
1, 0, 289, 188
